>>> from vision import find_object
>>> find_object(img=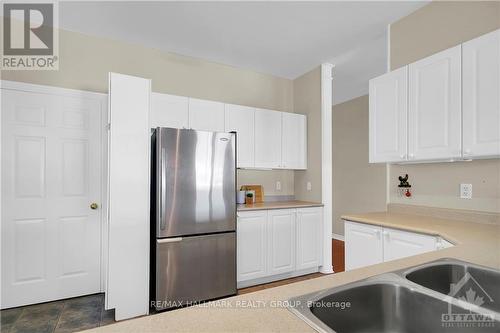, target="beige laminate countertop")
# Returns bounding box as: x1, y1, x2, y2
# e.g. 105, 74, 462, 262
237, 200, 323, 211
88, 211, 500, 333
